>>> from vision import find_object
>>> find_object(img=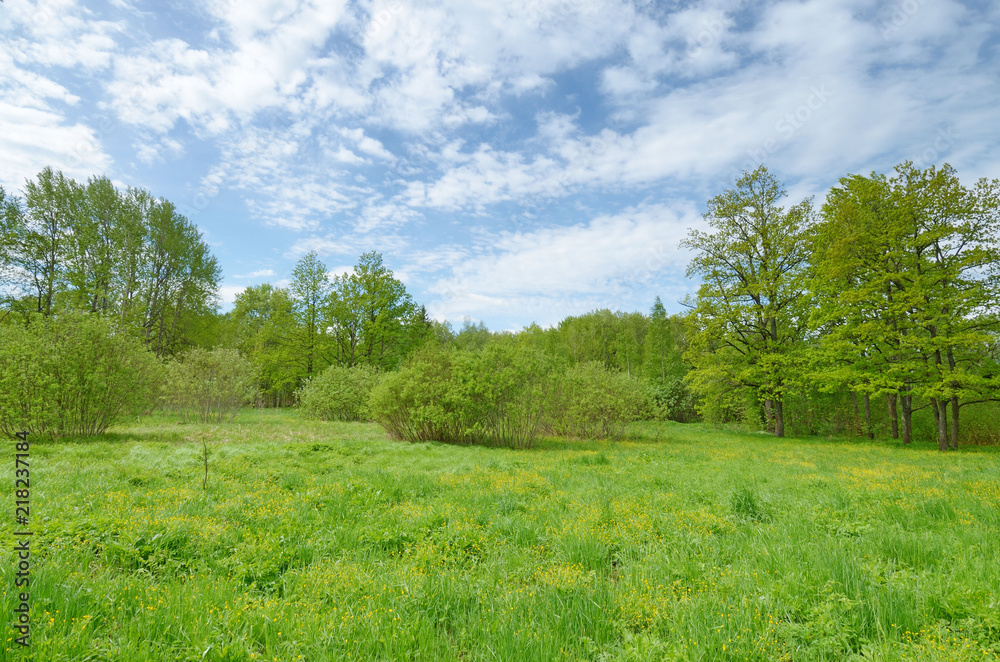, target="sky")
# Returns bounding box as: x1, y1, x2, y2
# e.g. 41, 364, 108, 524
1, 0, 998, 330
